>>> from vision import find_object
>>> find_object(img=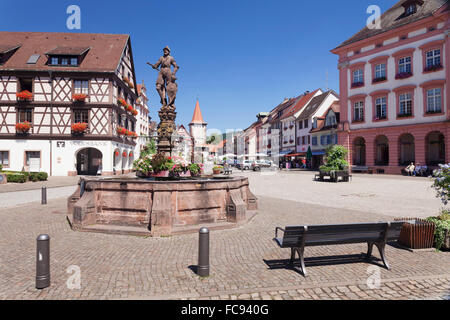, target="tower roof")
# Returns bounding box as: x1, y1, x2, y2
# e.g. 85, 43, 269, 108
190, 100, 207, 125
